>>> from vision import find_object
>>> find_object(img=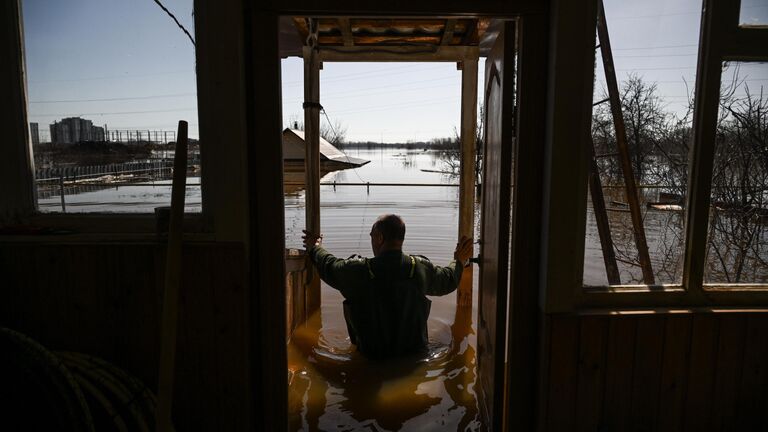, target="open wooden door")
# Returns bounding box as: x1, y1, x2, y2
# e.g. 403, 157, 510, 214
477, 21, 517, 431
